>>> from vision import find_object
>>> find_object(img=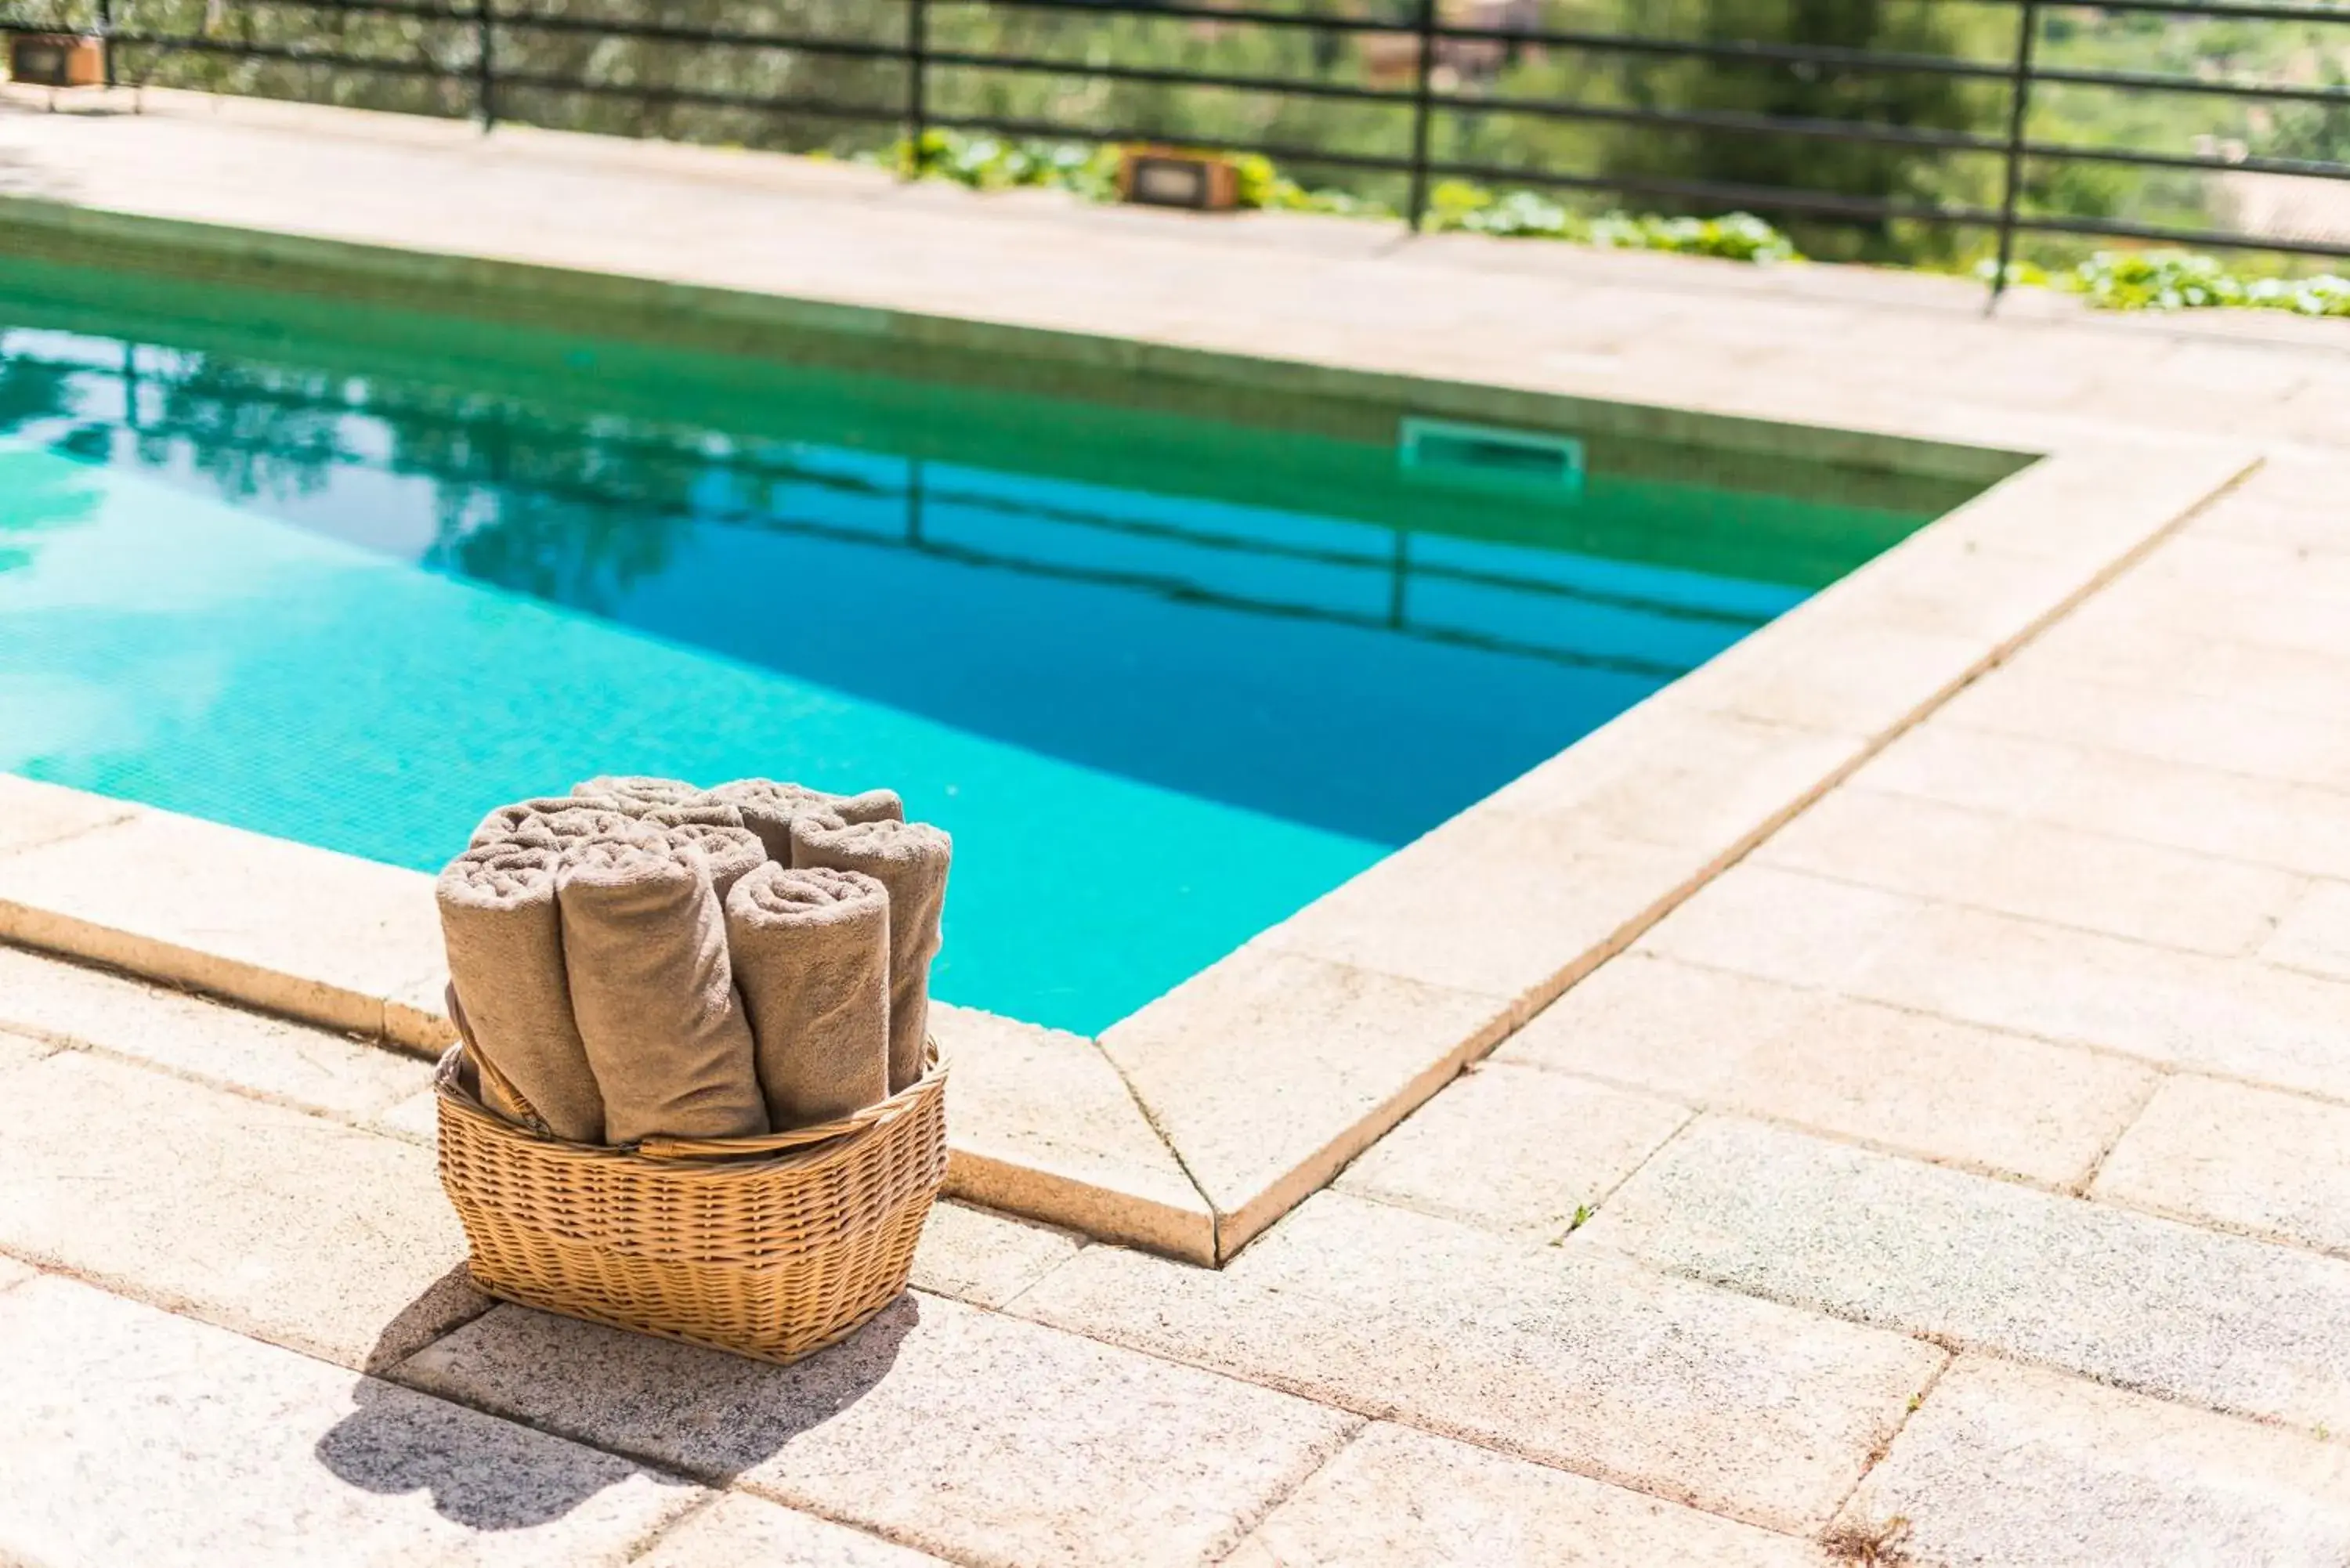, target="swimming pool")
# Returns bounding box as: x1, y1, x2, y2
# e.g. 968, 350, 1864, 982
0, 255, 1973, 1032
